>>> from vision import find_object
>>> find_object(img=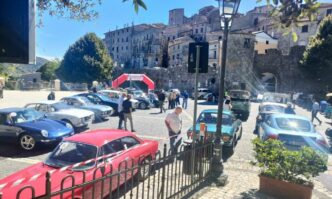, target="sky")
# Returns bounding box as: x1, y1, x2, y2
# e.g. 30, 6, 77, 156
35, 0, 326, 59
